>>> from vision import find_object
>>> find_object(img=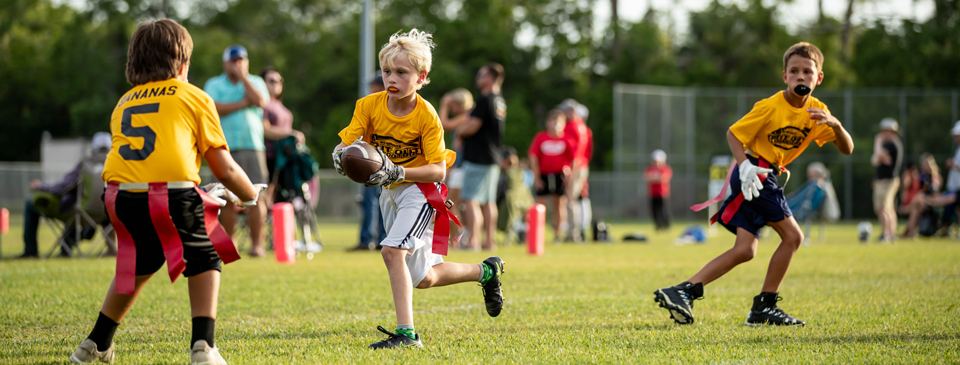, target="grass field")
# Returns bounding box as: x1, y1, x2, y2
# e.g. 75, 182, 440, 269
2, 216, 959, 364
